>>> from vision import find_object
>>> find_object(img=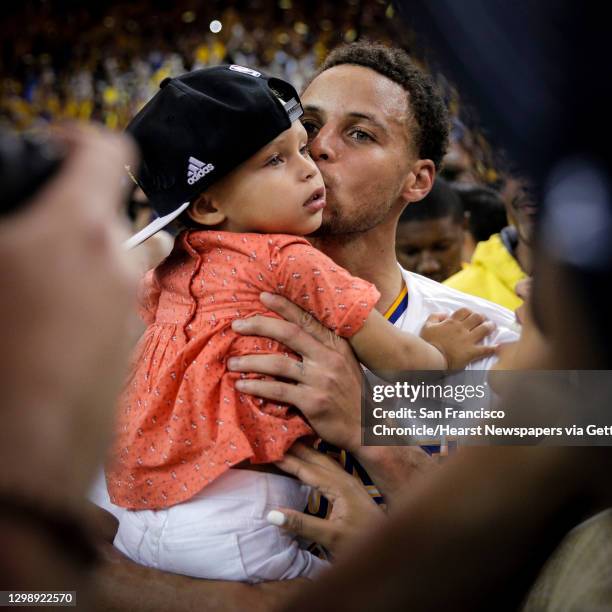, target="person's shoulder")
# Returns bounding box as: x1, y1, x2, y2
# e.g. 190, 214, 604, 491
403, 268, 517, 328
268, 233, 314, 250
268, 234, 333, 264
